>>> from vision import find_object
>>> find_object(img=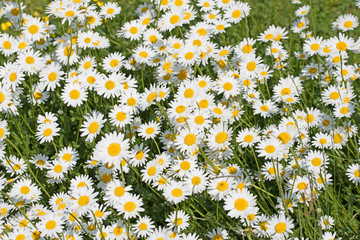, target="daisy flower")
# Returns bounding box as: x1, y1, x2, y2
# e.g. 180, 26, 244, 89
322, 232, 338, 240
319, 215, 335, 230
224, 189, 257, 219
104, 180, 133, 206
329, 33, 355, 52
94, 73, 122, 99
253, 99, 279, 118
267, 214, 294, 239
141, 160, 164, 184
333, 102, 354, 119
78, 56, 97, 73
119, 20, 144, 41
116, 194, 144, 219
207, 227, 229, 240
295, 5, 310, 17
133, 45, 156, 65
102, 52, 125, 73
208, 177, 236, 200
58, 146, 79, 168
185, 168, 209, 194
256, 138, 284, 160
261, 161, 284, 181
78, 70, 104, 90
224, 2, 251, 23
236, 128, 261, 148
312, 132, 332, 149
30, 154, 50, 170
0, 61, 25, 88
164, 181, 190, 204
175, 128, 203, 154
100, 2, 121, 19
215, 74, 241, 99
80, 111, 105, 142
39, 62, 64, 91
71, 187, 99, 215
333, 14, 359, 32
36, 121, 60, 144
132, 216, 155, 238
61, 83, 88, 108
55, 43, 79, 65
21, 16, 47, 41
108, 105, 133, 128
93, 132, 130, 166
206, 123, 232, 151
128, 143, 150, 167
17, 49, 44, 74
165, 210, 190, 231
0, 33, 16, 56
304, 36, 323, 56
137, 121, 161, 140
10, 179, 41, 201
305, 150, 328, 174
38, 214, 64, 239
178, 45, 200, 67
46, 160, 69, 183
159, 10, 184, 31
